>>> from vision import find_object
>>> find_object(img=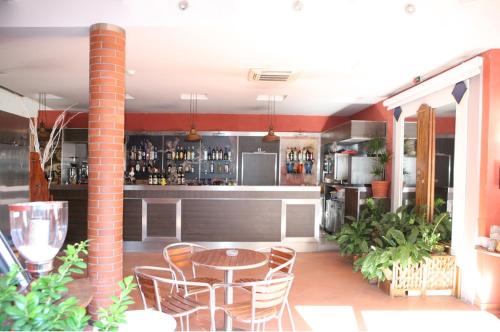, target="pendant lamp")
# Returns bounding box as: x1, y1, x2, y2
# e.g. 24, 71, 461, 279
185, 94, 202, 142
263, 96, 280, 142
